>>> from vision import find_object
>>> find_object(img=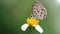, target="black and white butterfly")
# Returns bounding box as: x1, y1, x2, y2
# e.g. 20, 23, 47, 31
31, 1, 47, 20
